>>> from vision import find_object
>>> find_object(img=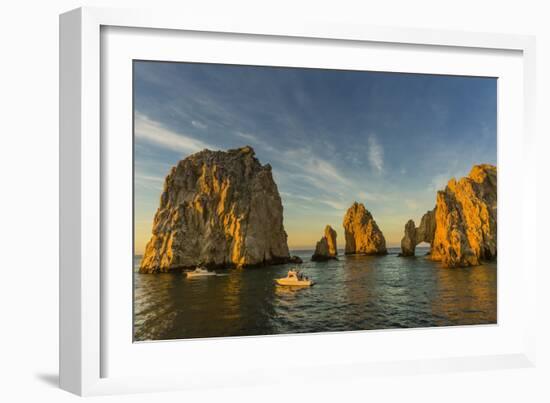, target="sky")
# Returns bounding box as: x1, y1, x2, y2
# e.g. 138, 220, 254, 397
133, 61, 497, 252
